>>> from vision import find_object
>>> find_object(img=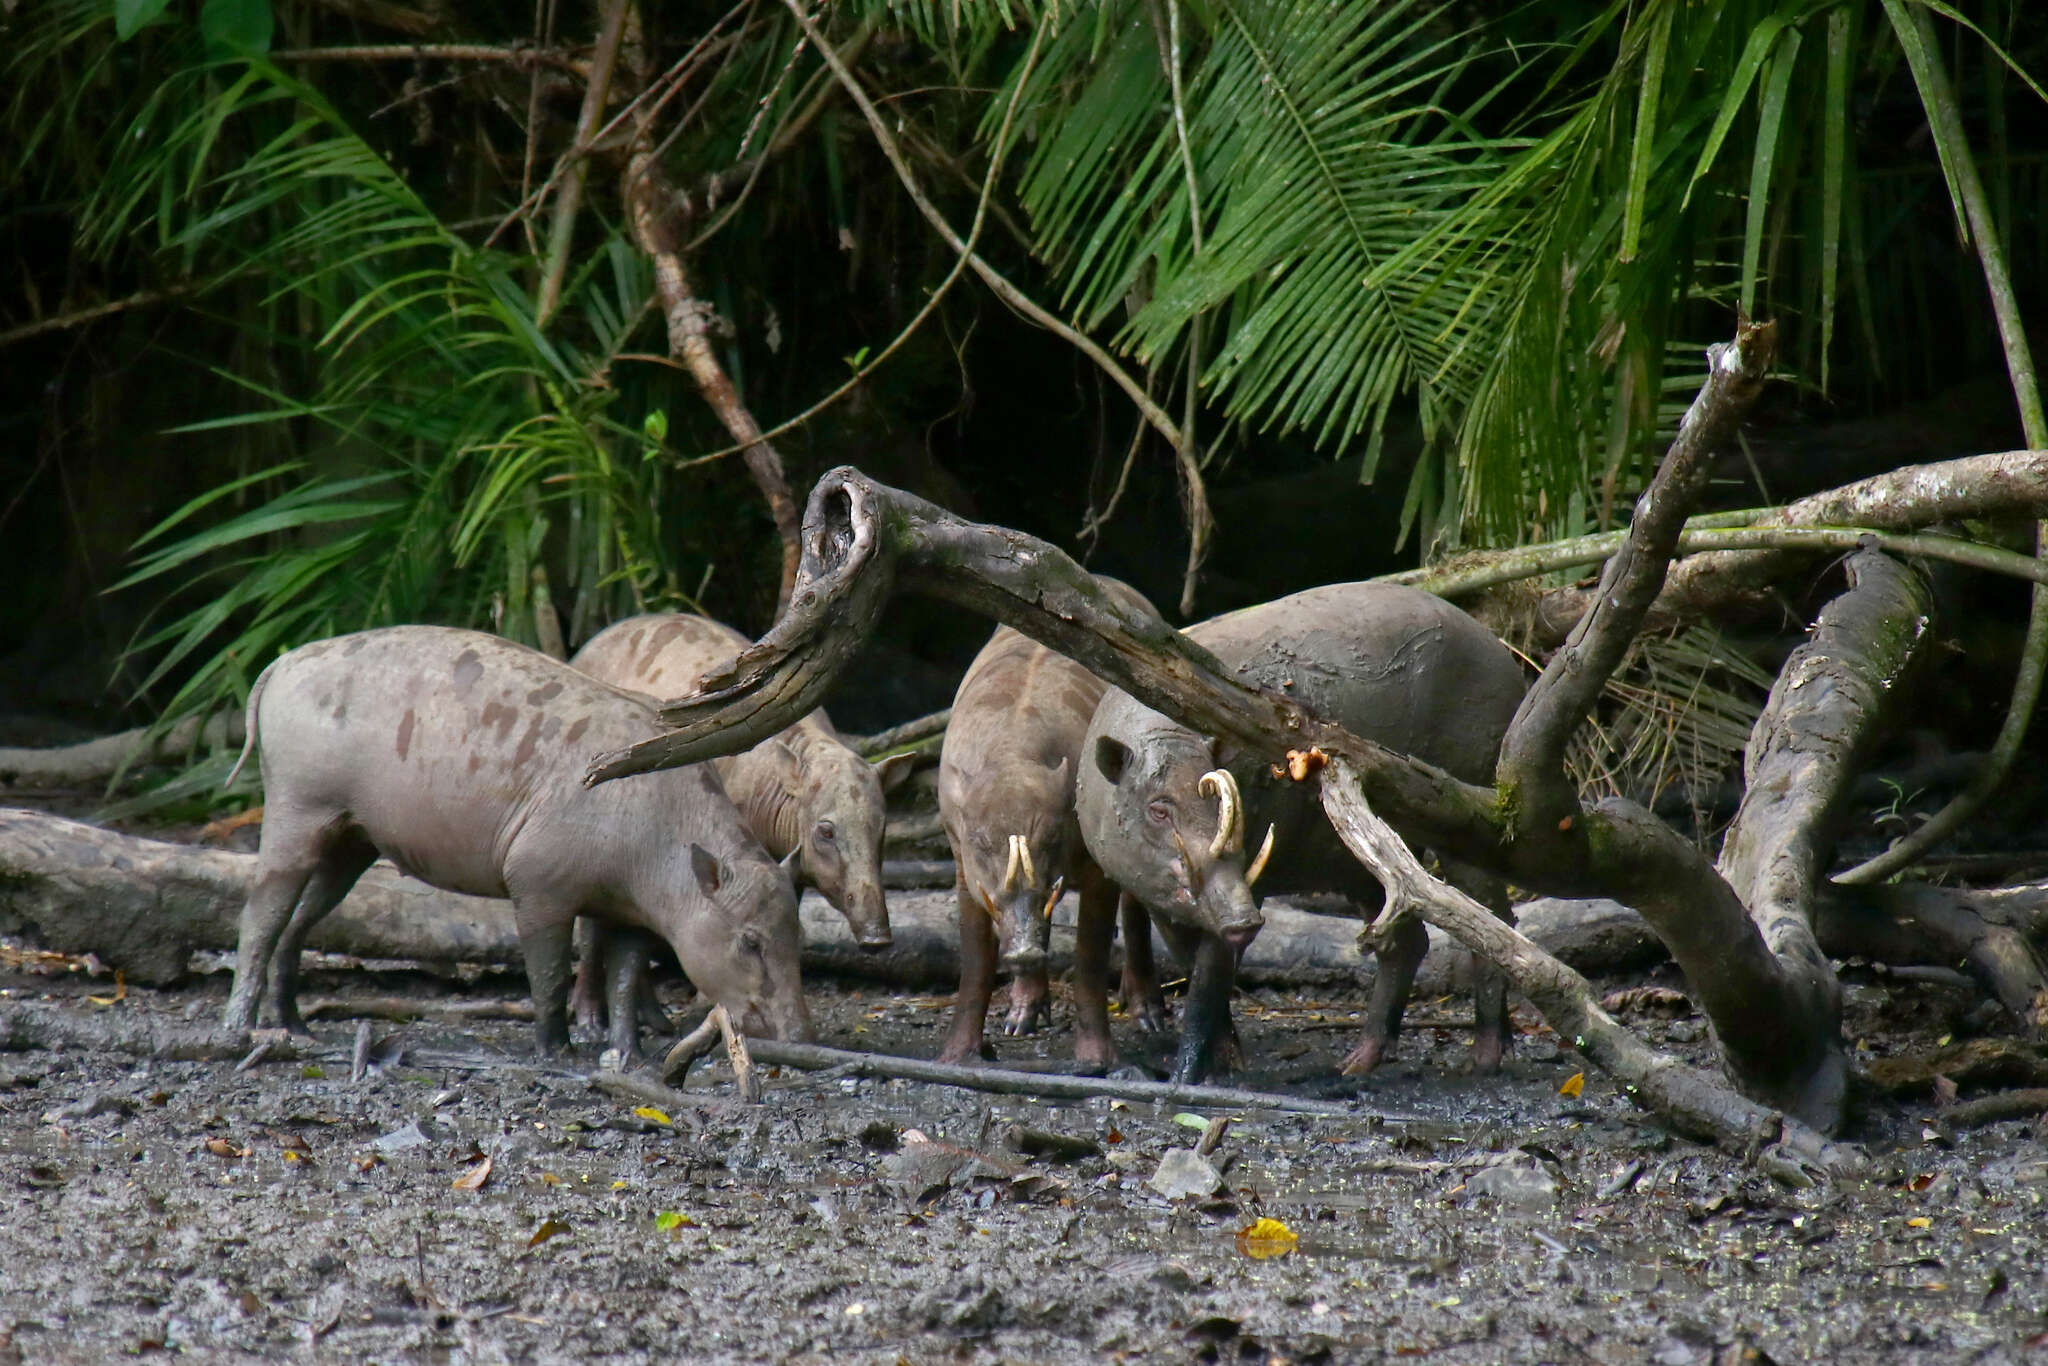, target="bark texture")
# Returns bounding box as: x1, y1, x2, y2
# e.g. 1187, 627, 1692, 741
0, 712, 244, 790
1473, 448, 2048, 645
